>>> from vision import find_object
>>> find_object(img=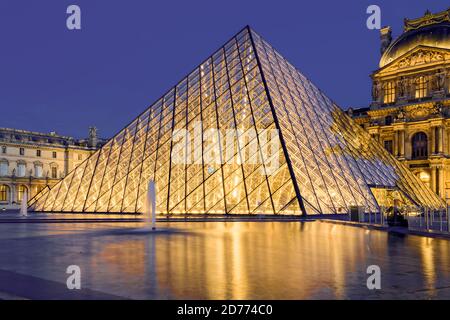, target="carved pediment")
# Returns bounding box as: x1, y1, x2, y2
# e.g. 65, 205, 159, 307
404, 103, 440, 120
376, 46, 450, 76
397, 48, 445, 68
407, 106, 430, 119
